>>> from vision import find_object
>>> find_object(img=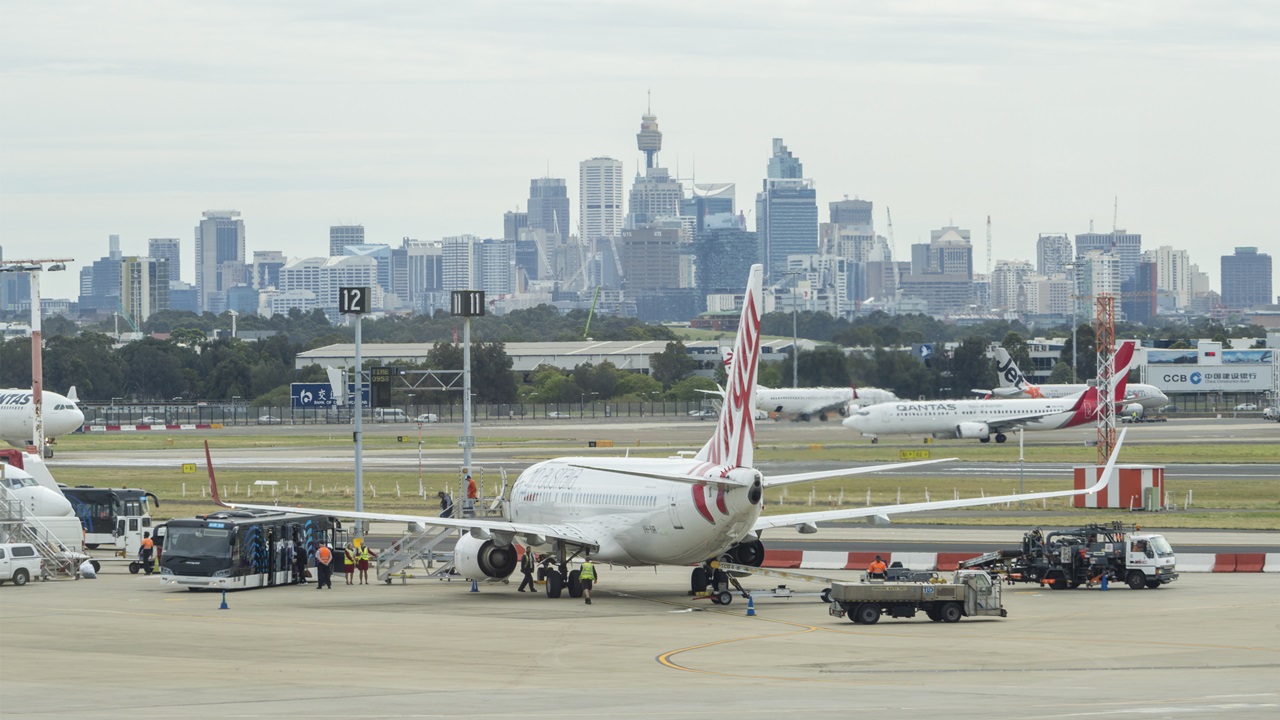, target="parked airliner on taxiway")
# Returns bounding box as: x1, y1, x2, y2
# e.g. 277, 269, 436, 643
208, 265, 1126, 598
